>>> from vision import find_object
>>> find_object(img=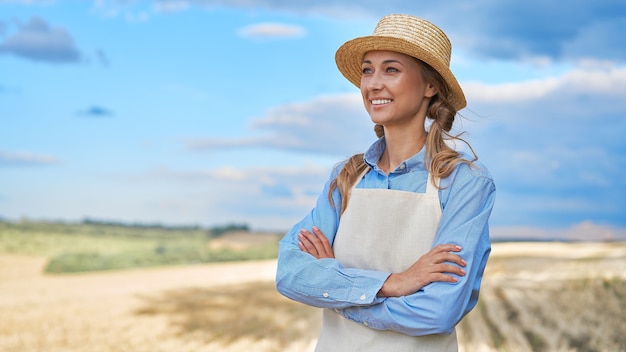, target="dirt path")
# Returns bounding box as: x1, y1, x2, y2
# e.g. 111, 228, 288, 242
0, 255, 277, 305
0, 256, 316, 352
